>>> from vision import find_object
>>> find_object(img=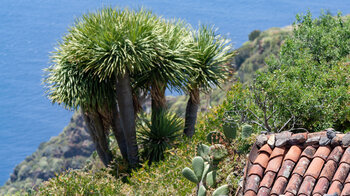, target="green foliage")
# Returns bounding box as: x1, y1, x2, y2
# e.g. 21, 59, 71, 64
220, 13, 350, 133
253, 12, 350, 132
36, 169, 122, 195
248, 30, 261, 41
138, 110, 183, 164
278, 11, 350, 69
